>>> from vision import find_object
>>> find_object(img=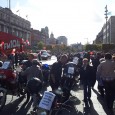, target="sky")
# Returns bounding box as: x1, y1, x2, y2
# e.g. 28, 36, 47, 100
1, 0, 115, 45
